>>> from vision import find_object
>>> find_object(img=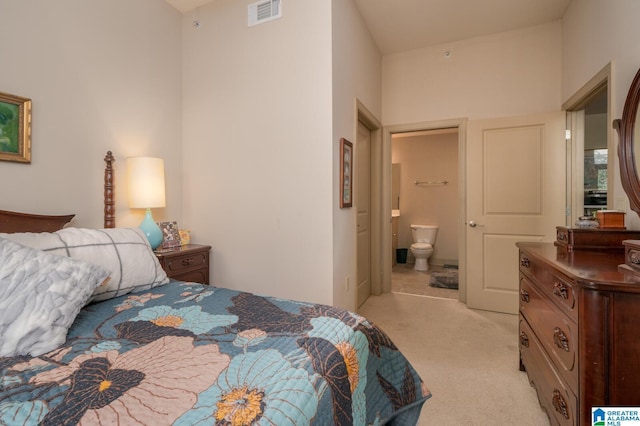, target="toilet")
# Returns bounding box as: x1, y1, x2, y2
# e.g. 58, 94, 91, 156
410, 225, 438, 271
